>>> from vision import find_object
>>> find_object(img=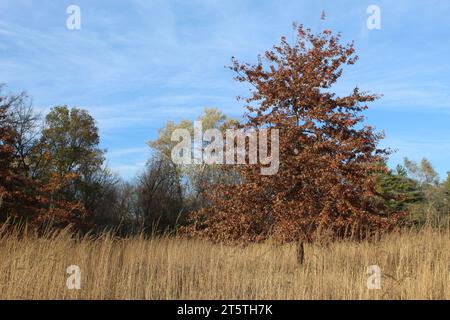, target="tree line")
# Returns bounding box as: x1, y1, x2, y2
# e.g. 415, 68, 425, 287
1, 25, 449, 241
0, 89, 240, 234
